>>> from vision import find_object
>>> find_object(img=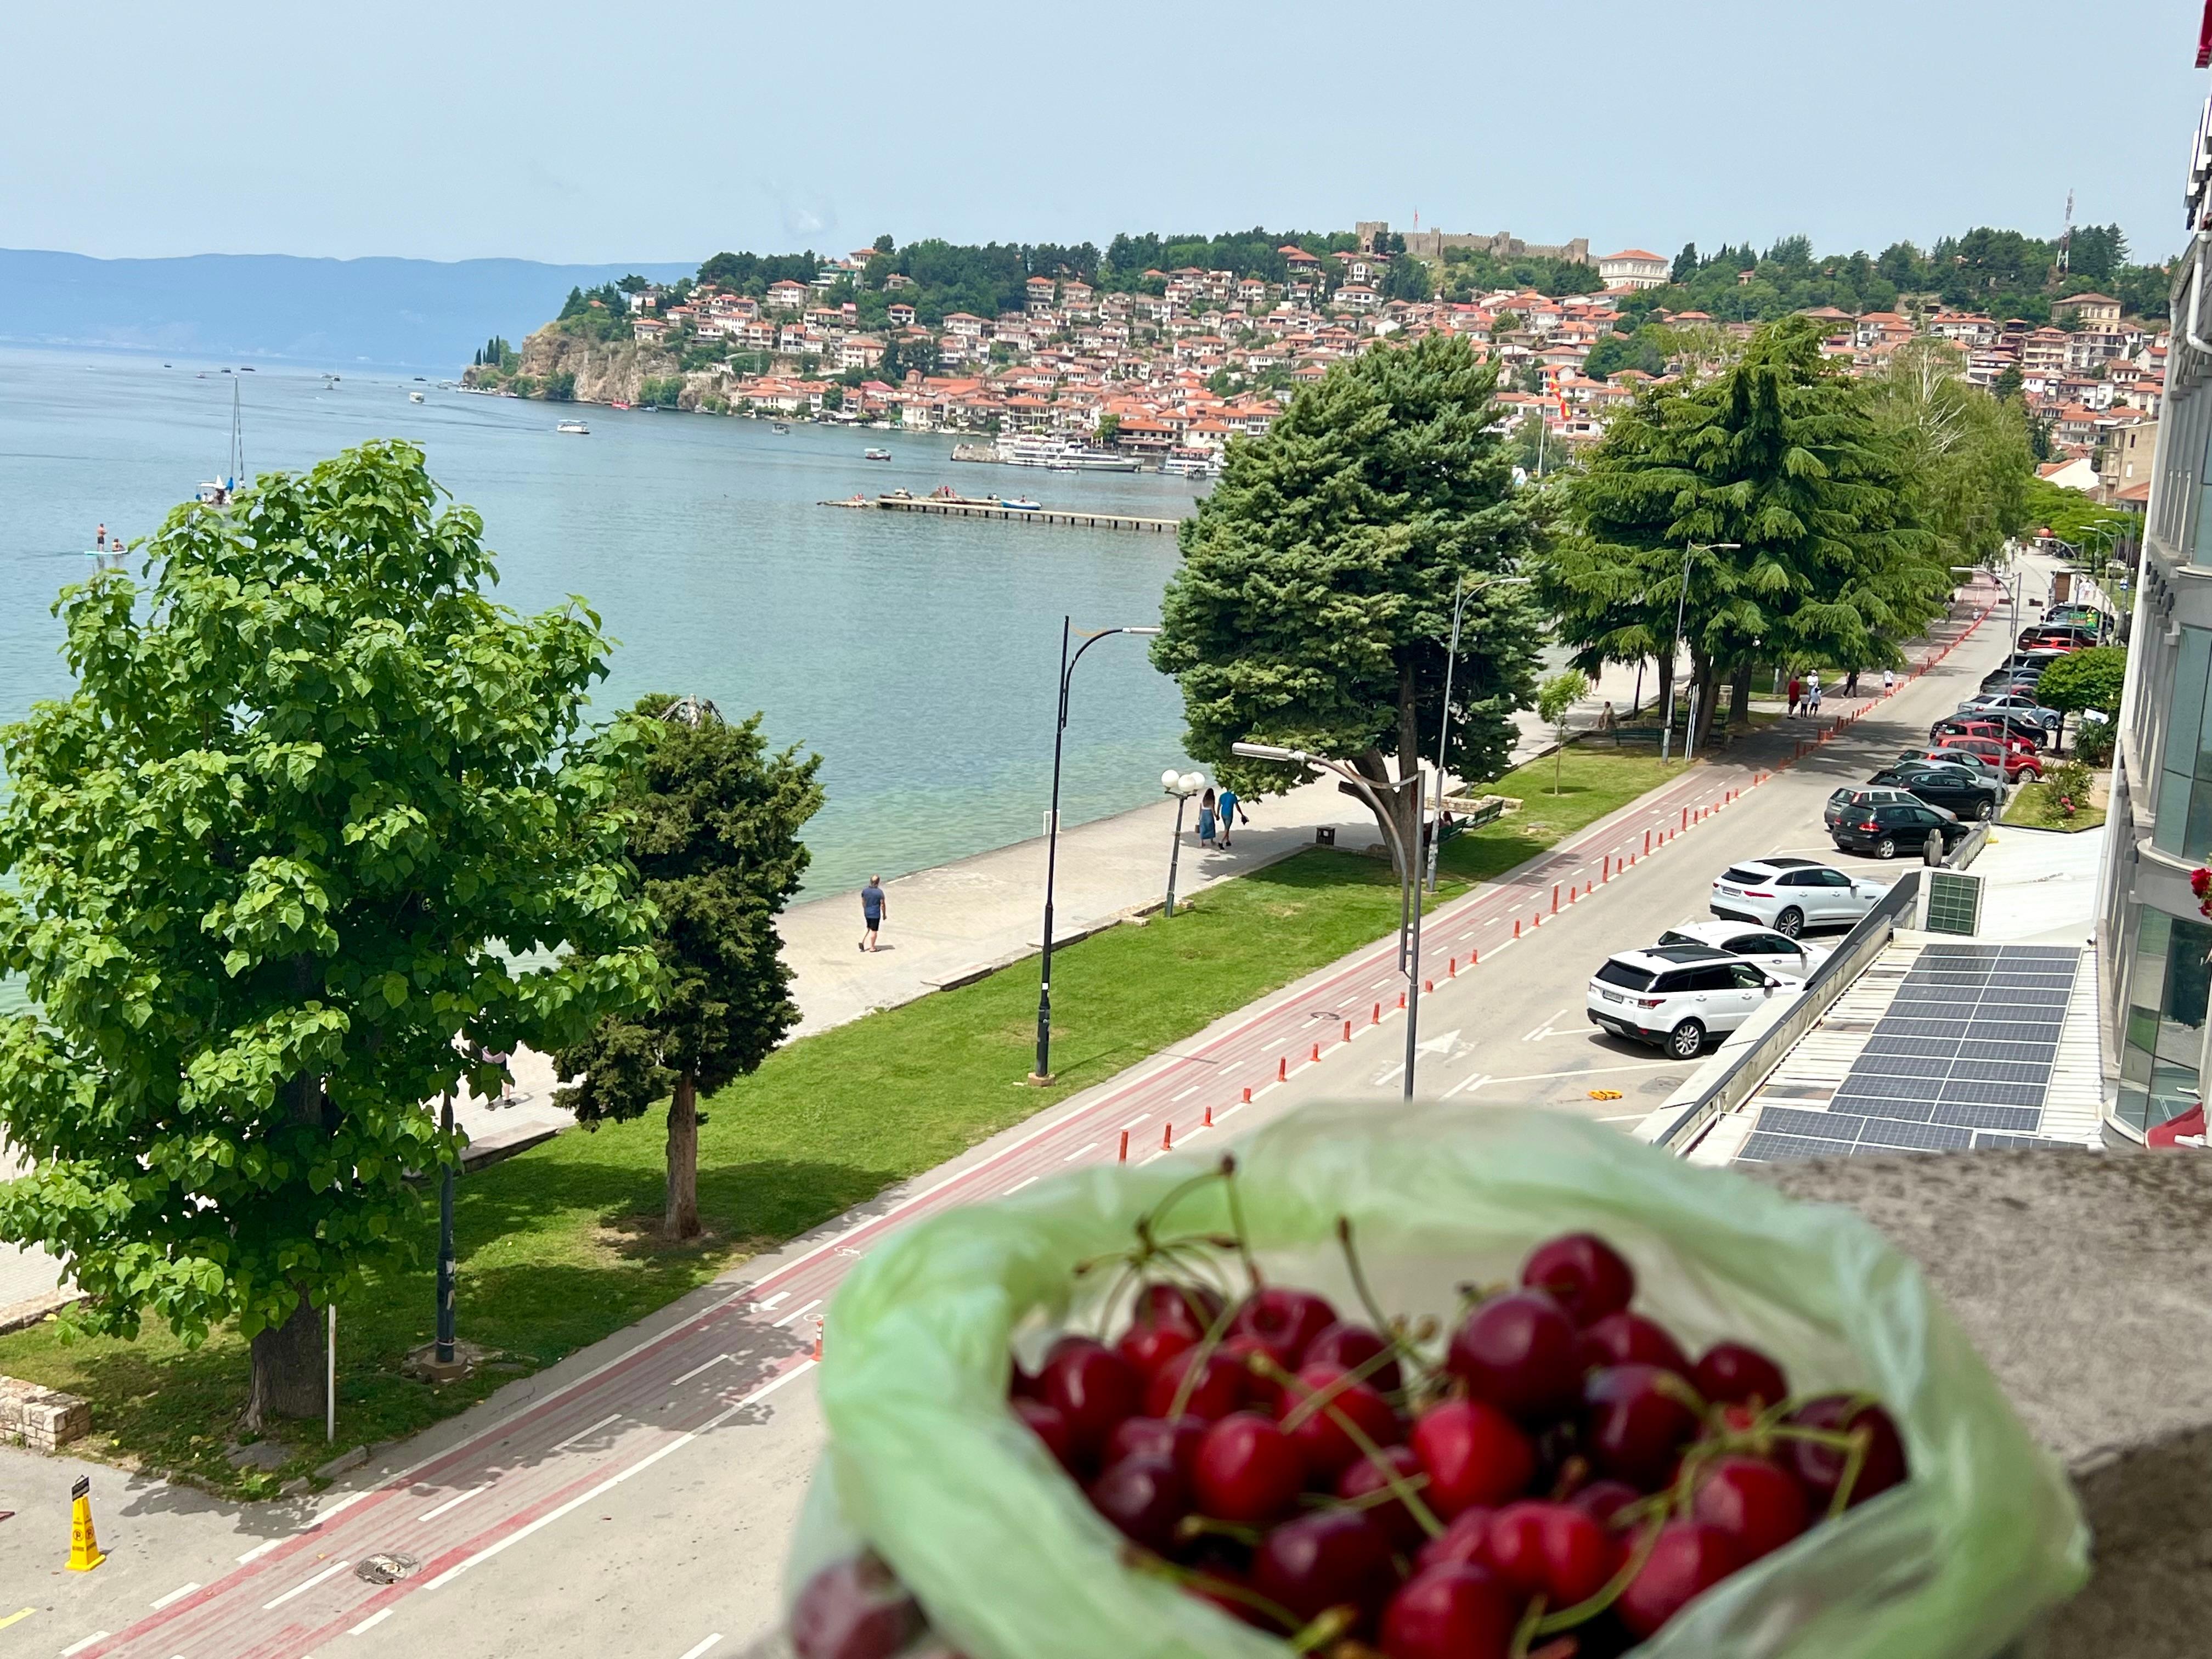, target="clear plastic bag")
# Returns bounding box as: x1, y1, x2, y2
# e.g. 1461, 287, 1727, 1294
790, 1101, 2087, 1658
